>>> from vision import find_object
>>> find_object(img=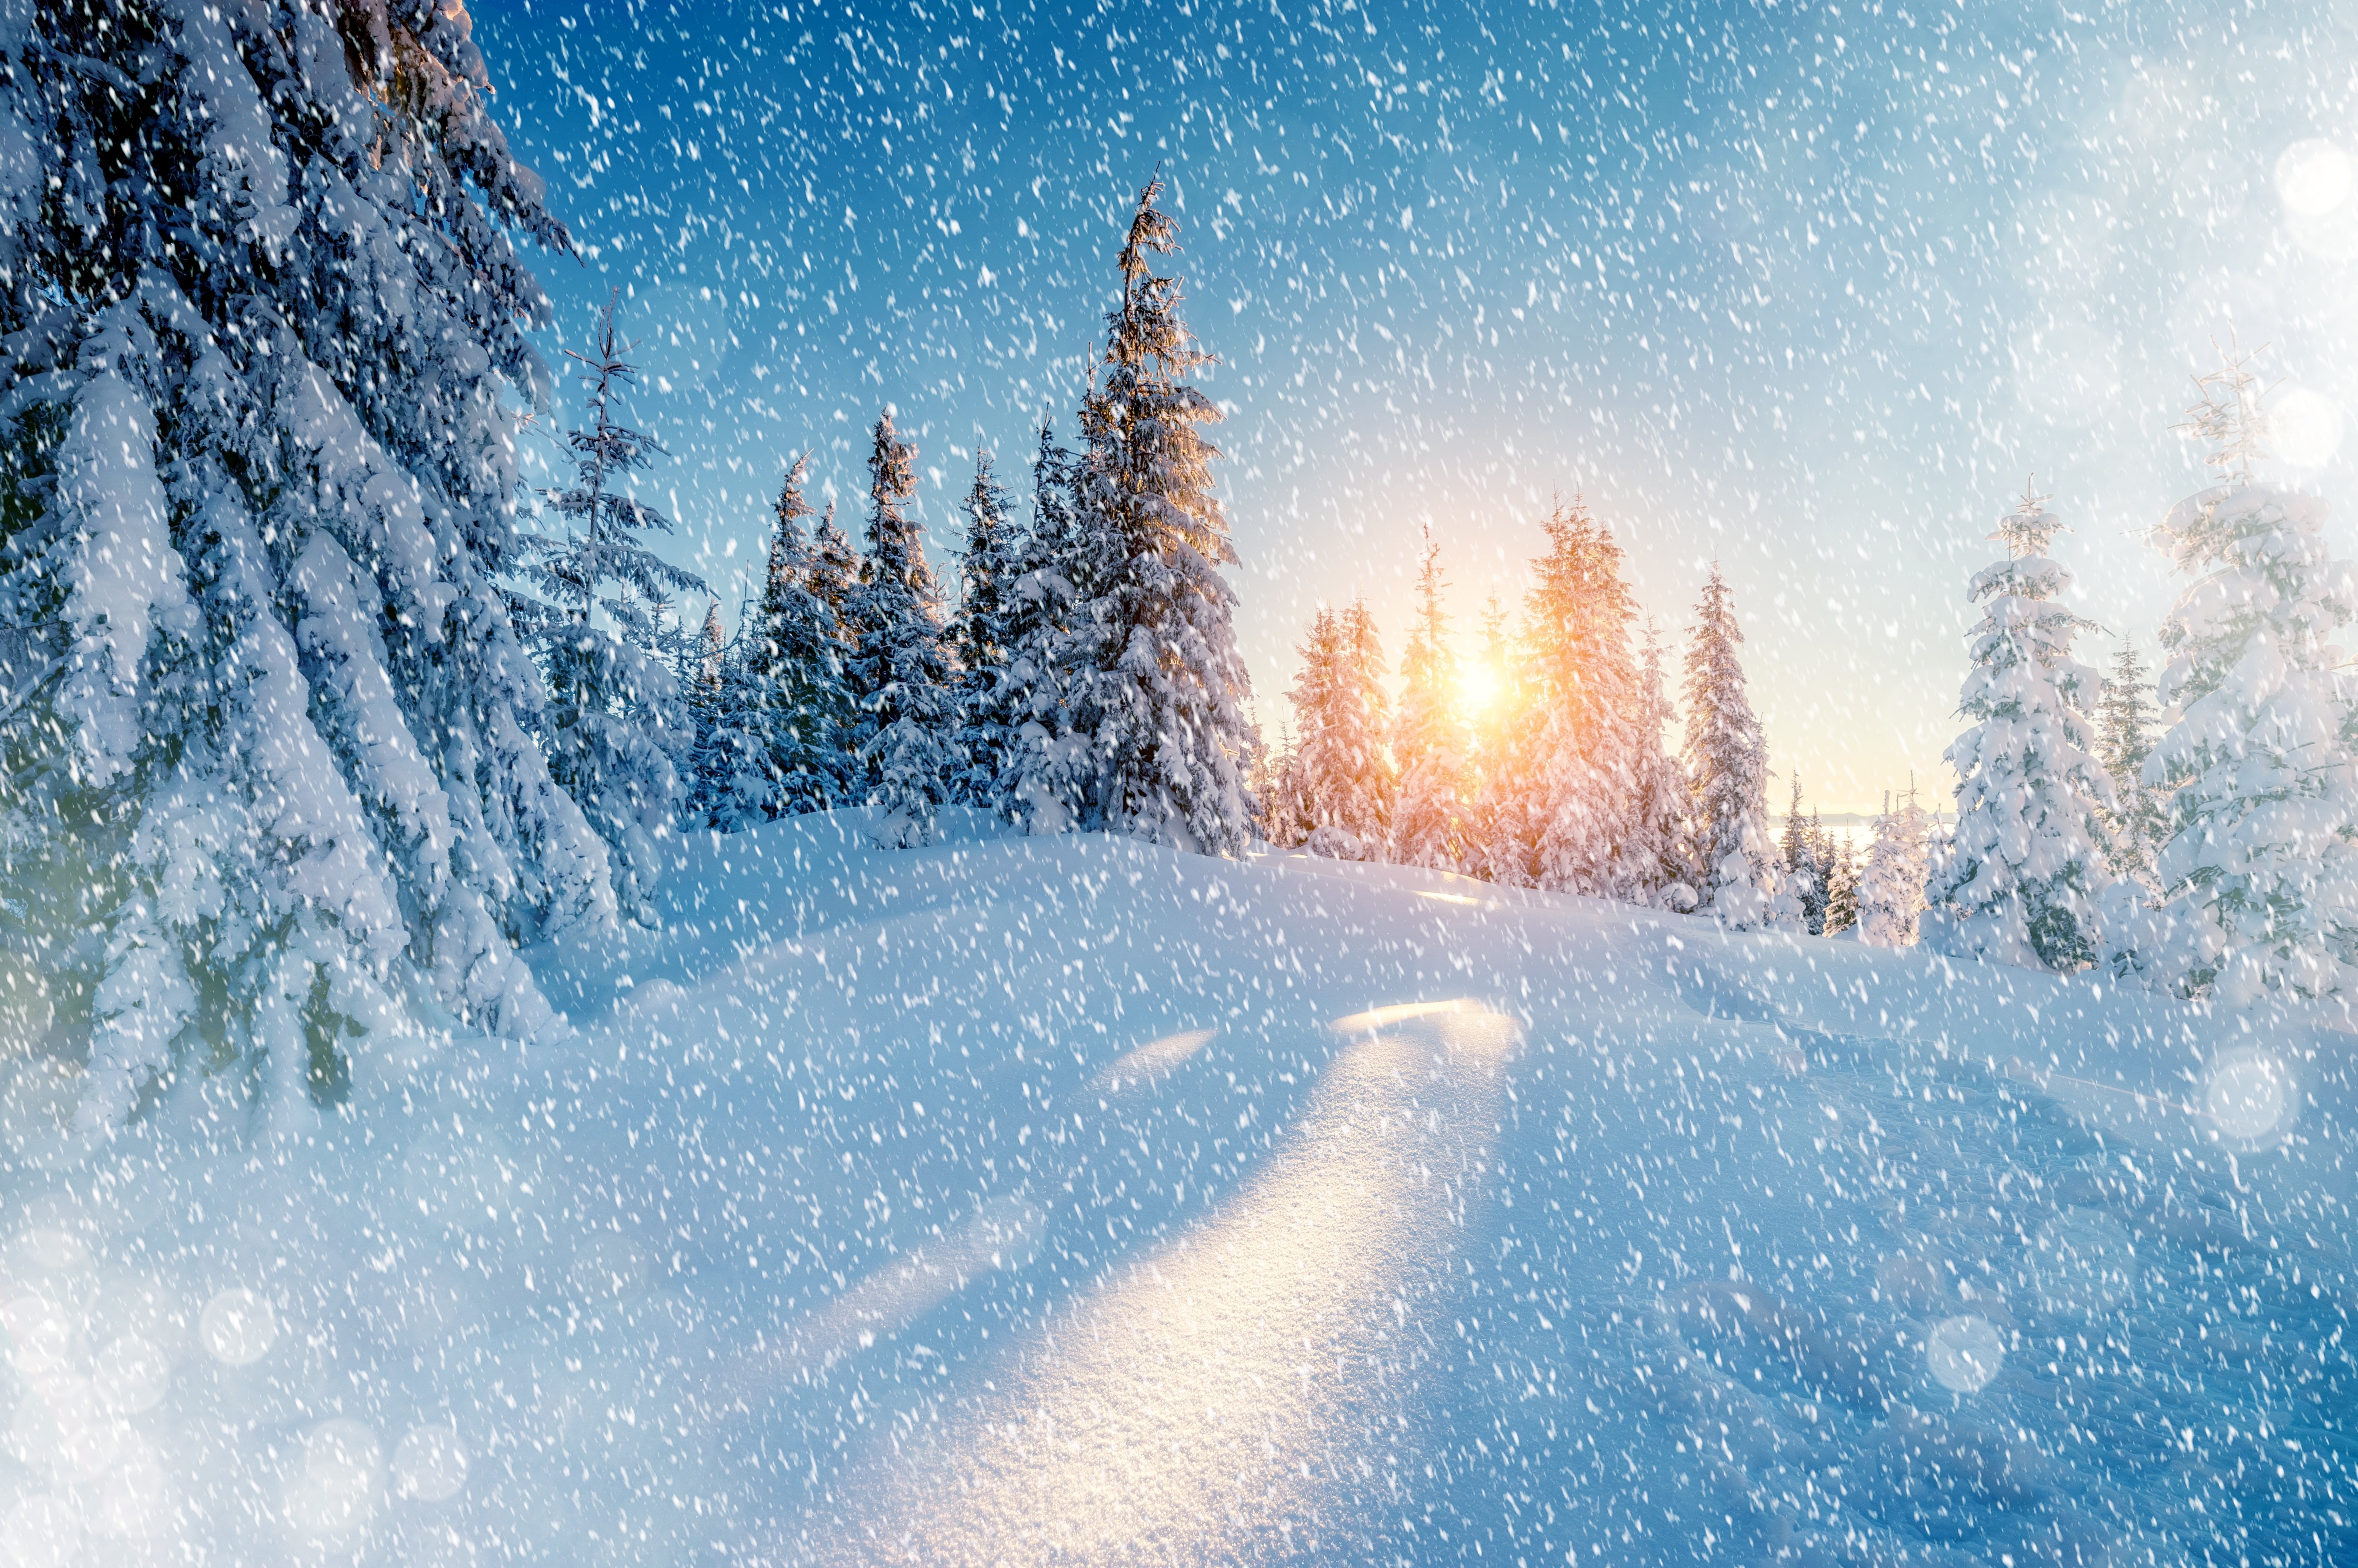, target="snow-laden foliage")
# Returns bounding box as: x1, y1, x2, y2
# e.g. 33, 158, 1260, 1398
1389, 530, 1471, 871
0, 0, 634, 1128
1924, 484, 2114, 973
1682, 568, 1800, 930
2140, 353, 2358, 1001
